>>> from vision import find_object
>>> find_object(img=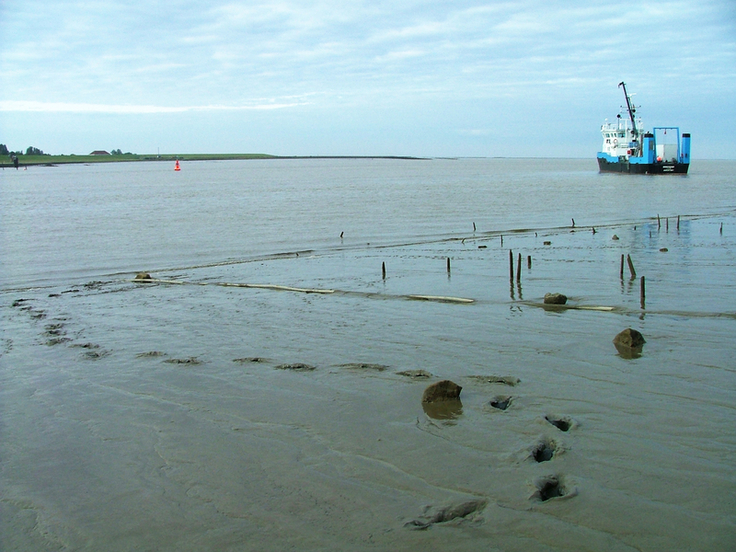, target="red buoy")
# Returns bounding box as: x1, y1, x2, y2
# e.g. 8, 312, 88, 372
174, 160, 181, 171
